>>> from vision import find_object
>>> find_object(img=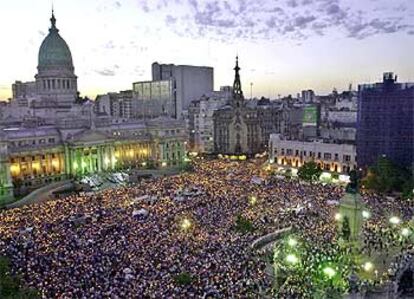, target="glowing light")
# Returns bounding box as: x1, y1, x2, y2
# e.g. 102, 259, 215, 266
269, 159, 274, 164
51, 159, 60, 168
129, 149, 134, 157
161, 162, 167, 167
363, 262, 374, 272
389, 216, 400, 225
31, 161, 40, 171
323, 267, 336, 278
401, 228, 411, 237
104, 157, 110, 165
73, 162, 78, 170
249, 196, 257, 205
287, 237, 298, 247
334, 213, 342, 221
362, 210, 370, 219
238, 155, 247, 161
114, 151, 120, 158
81, 161, 87, 168
141, 162, 147, 167
181, 218, 192, 231
10, 164, 20, 175
285, 254, 299, 265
